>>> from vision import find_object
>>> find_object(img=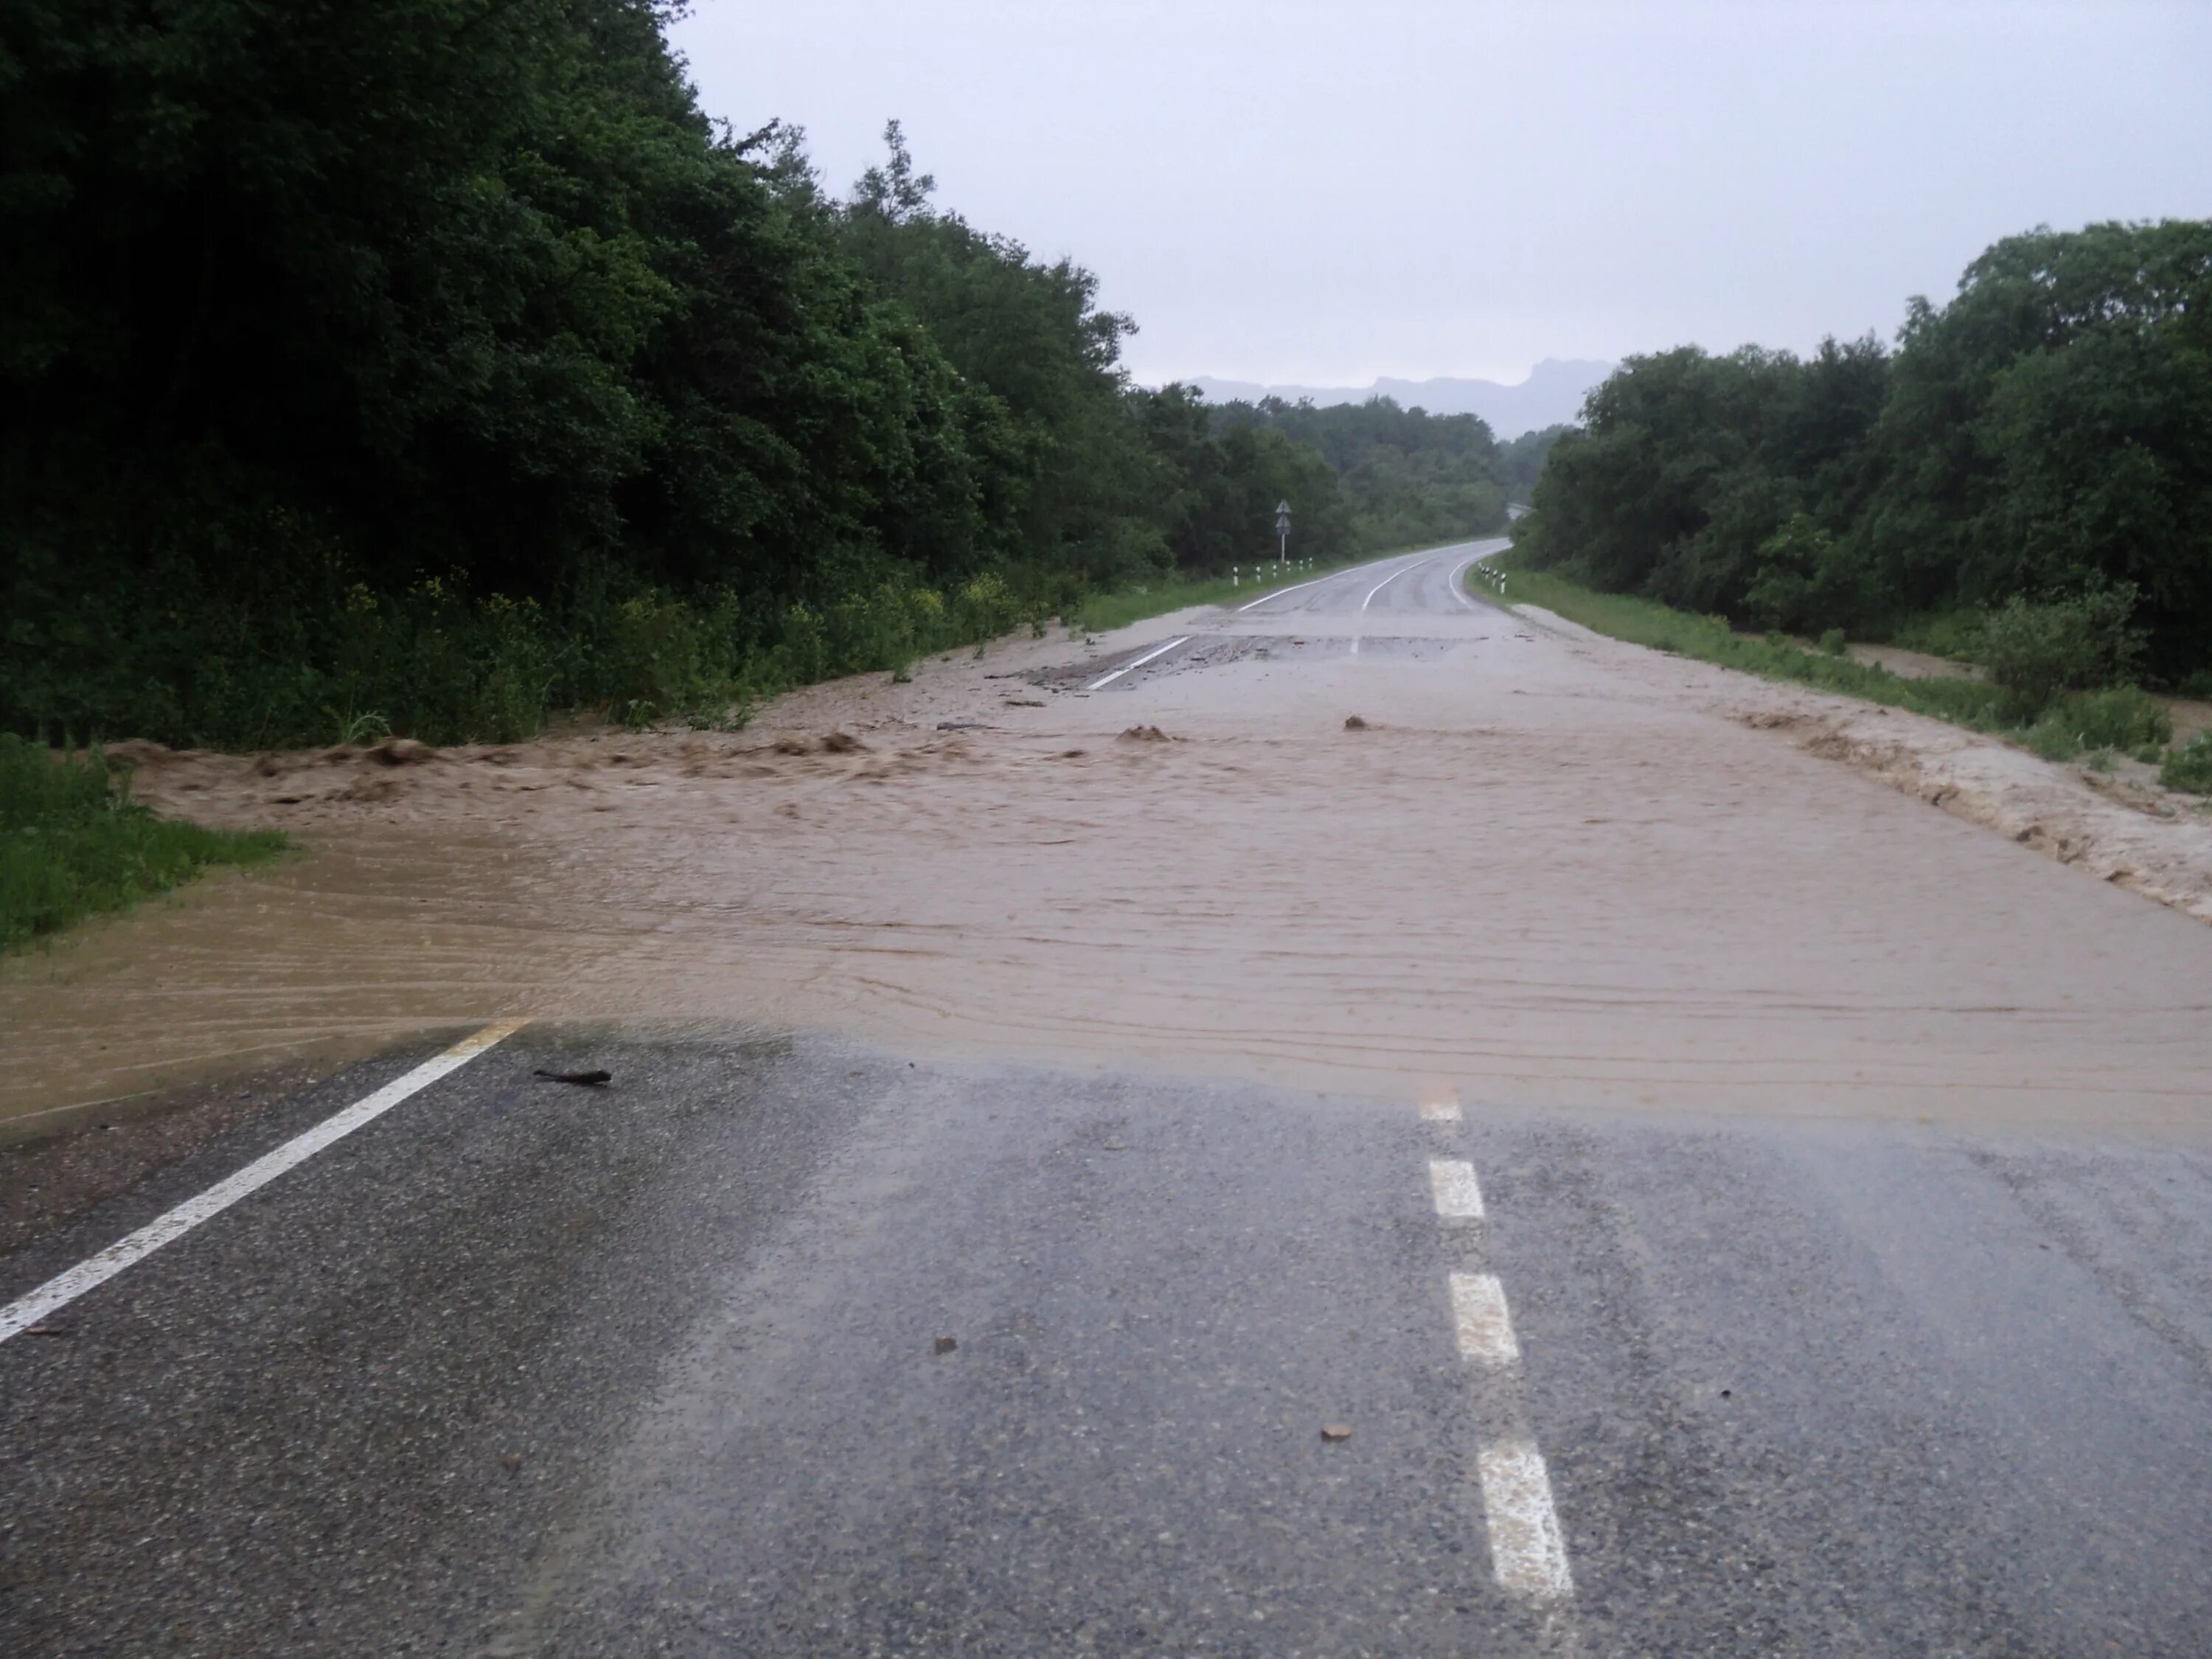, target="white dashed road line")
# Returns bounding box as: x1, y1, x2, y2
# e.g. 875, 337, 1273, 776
1086, 635, 1191, 691
1420, 1121, 1577, 1610
1449, 1271, 1523, 1364
1428, 1157, 1486, 1220
1419, 1088, 1463, 1123
1477, 1441, 1576, 1600
0, 1020, 528, 1345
